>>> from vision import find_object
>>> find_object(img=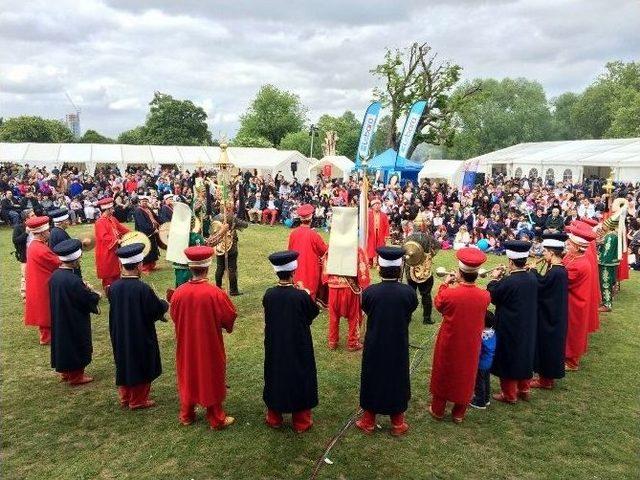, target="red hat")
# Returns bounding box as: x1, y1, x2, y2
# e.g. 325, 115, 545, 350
298, 204, 314, 219
581, 217, 599, 227
571, 219, 596, 232
566, 225, 596, 248
97, 197, 114, 210
456, 247, 487, 272
26, 216, 50, 233
184, 246, 215, 267
370, 198, 381, 206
